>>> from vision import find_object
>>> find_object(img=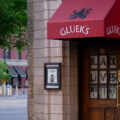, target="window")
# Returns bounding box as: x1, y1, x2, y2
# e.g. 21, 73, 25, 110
89, 54, 117, 99
4, 49, 10, 59
16, 50, 21, 59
